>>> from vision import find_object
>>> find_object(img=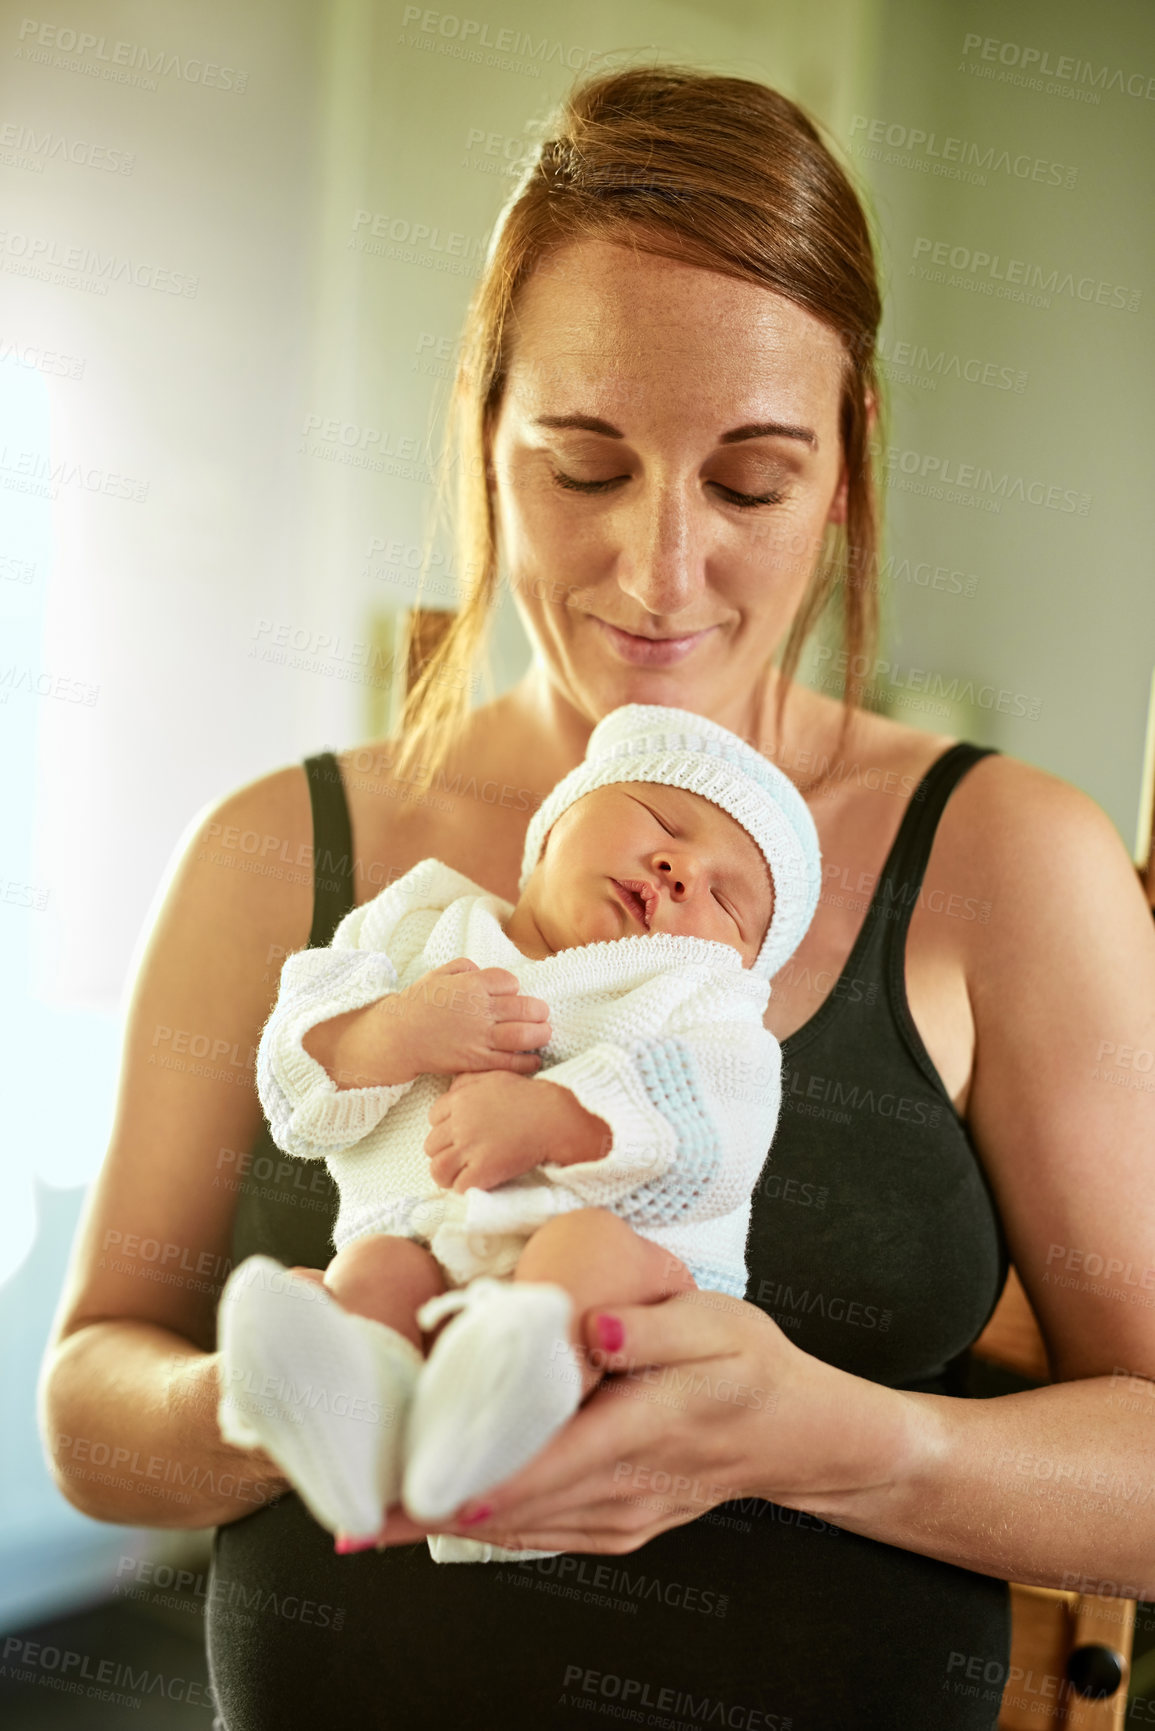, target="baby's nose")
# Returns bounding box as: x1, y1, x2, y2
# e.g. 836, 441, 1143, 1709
656, 858, 687, 895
